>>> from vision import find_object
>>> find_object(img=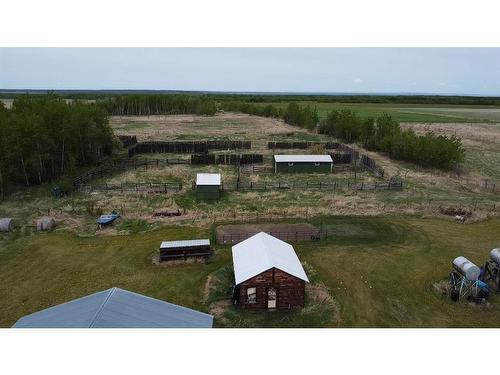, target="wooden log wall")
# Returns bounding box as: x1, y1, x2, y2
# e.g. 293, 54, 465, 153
237, 268, 305, 310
